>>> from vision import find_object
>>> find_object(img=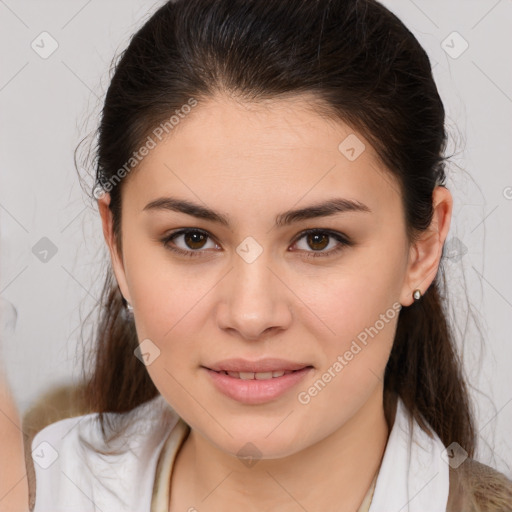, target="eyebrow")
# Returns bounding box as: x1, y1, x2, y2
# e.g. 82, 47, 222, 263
143, 196, 371, 227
